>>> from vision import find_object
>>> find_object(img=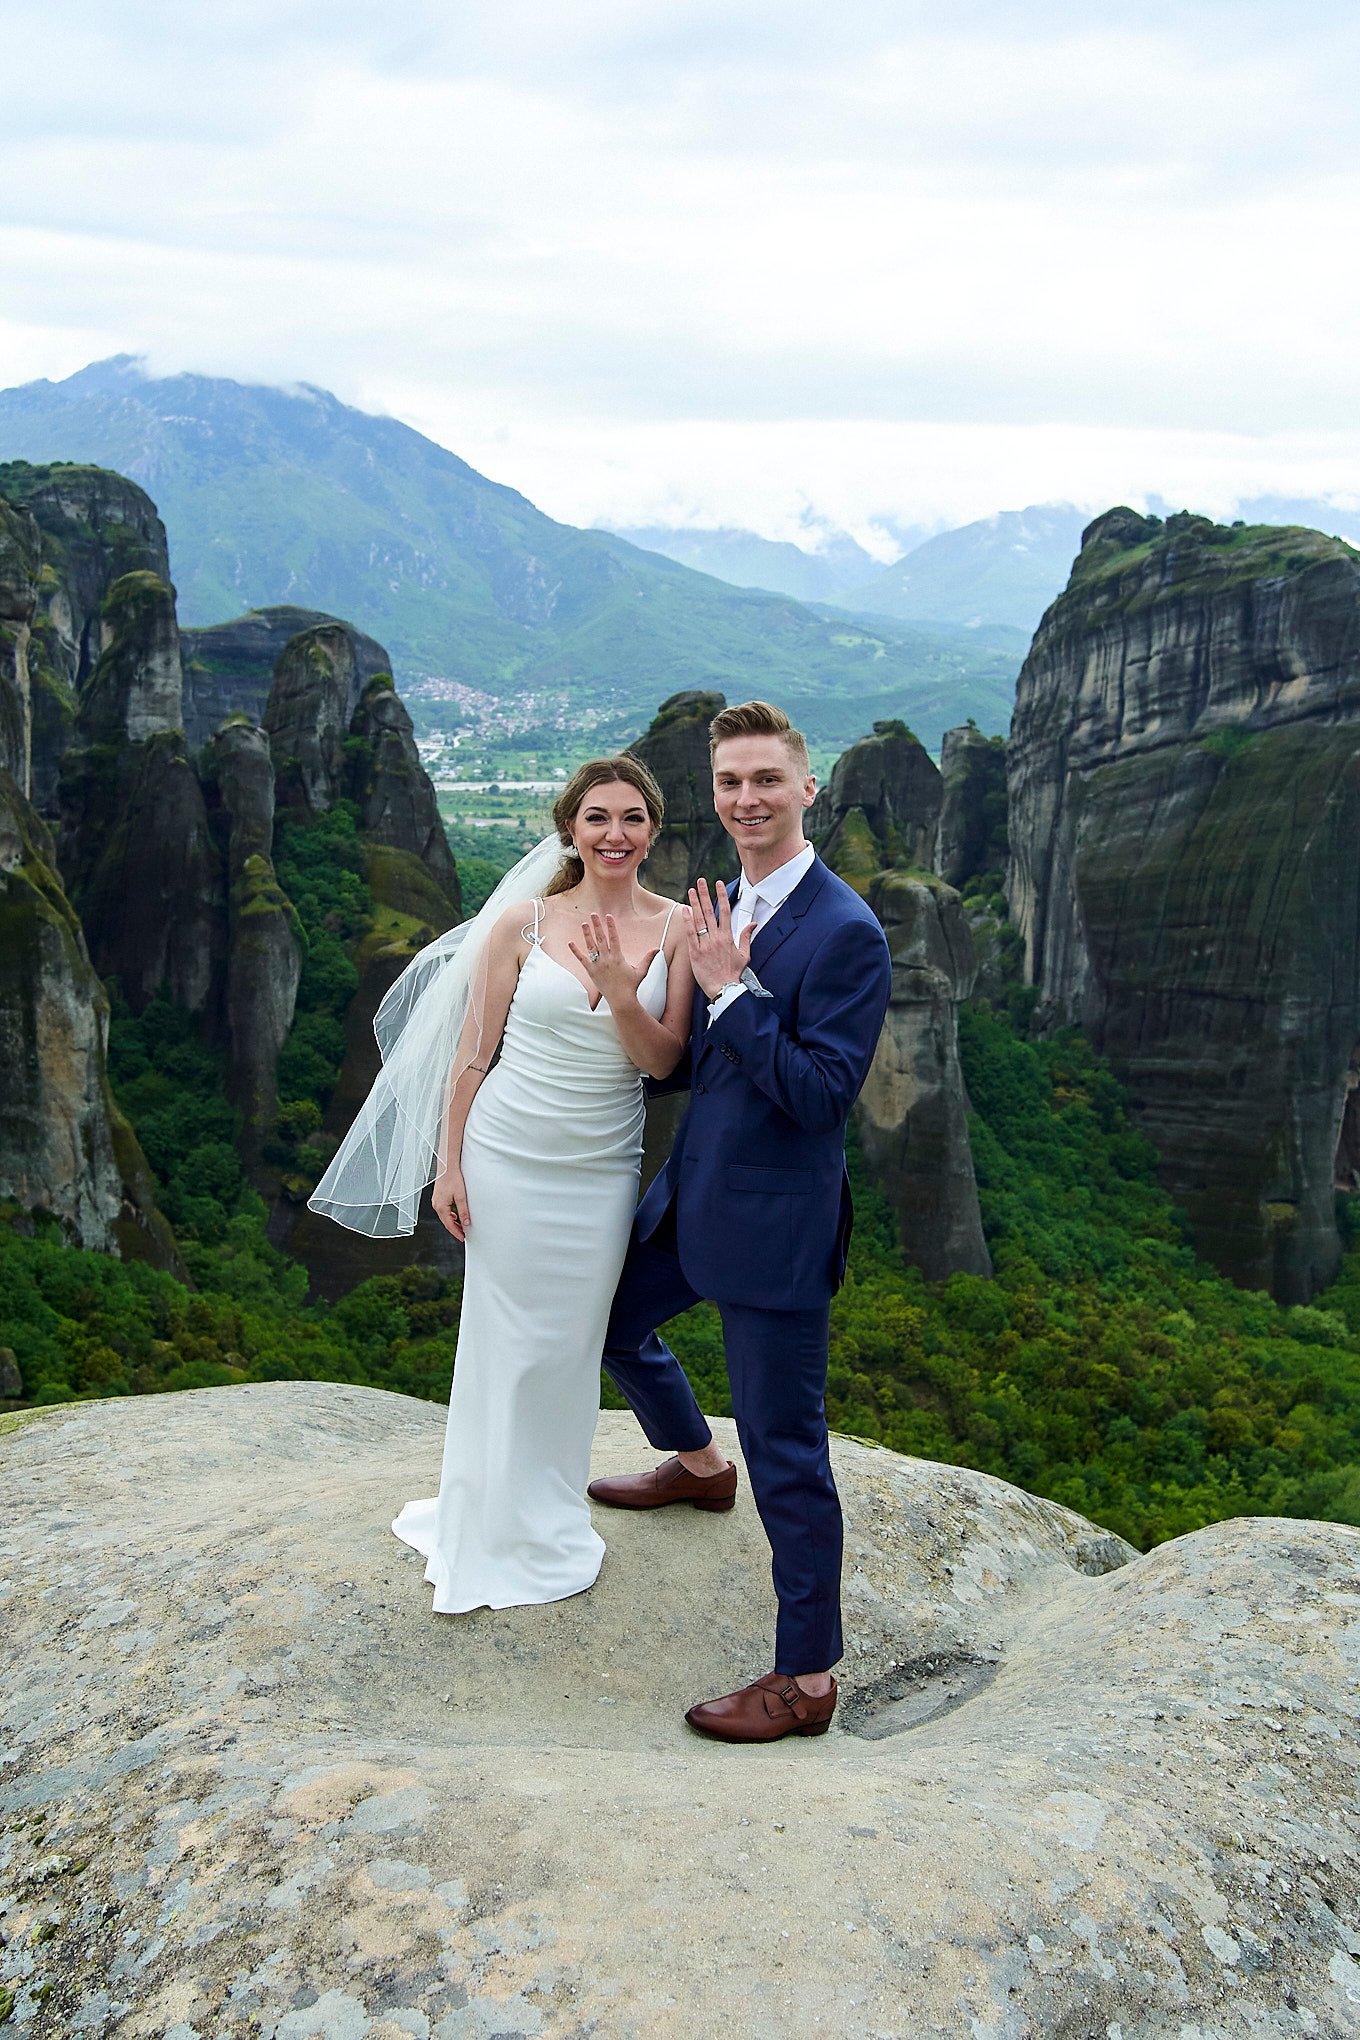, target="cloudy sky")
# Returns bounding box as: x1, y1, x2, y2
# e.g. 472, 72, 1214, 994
3, 1, 1357, 550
